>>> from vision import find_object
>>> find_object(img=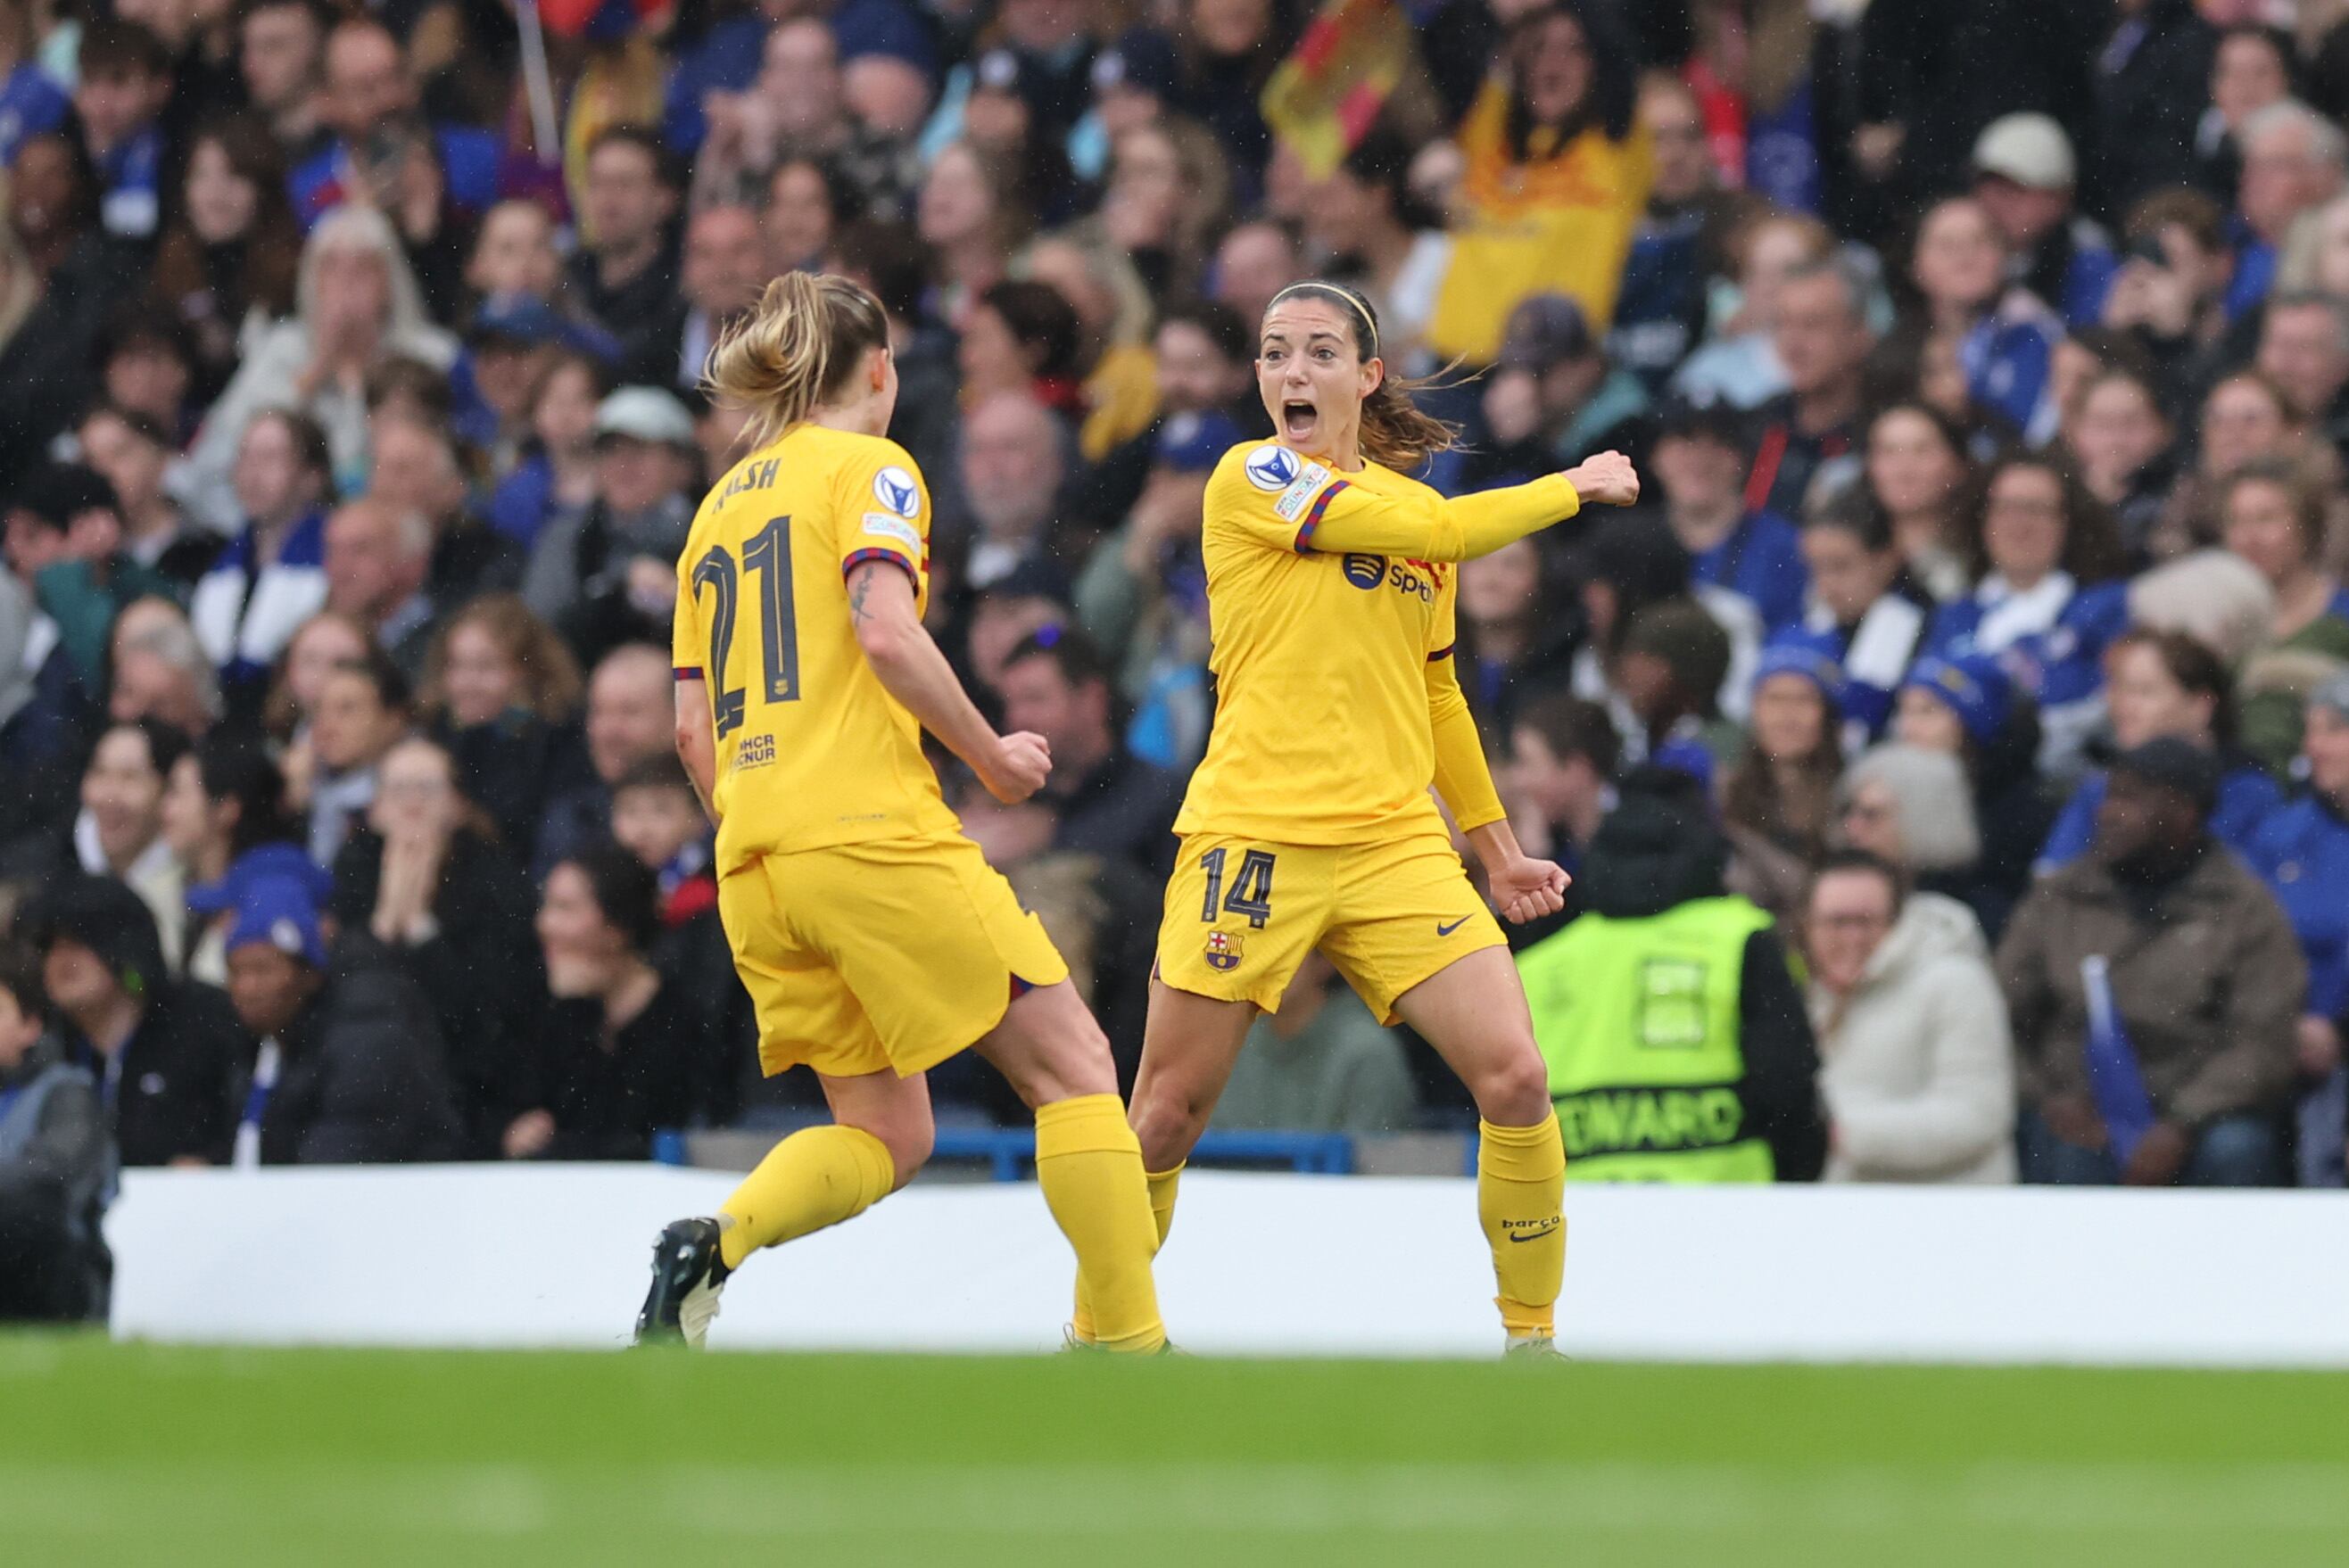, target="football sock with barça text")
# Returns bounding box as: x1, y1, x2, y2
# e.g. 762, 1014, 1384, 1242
1038, 1097, 1168, 1352
716, 1124, 896, 1272
1071, 1162, 1181, 1343
1478, 1112, 1567, 1339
